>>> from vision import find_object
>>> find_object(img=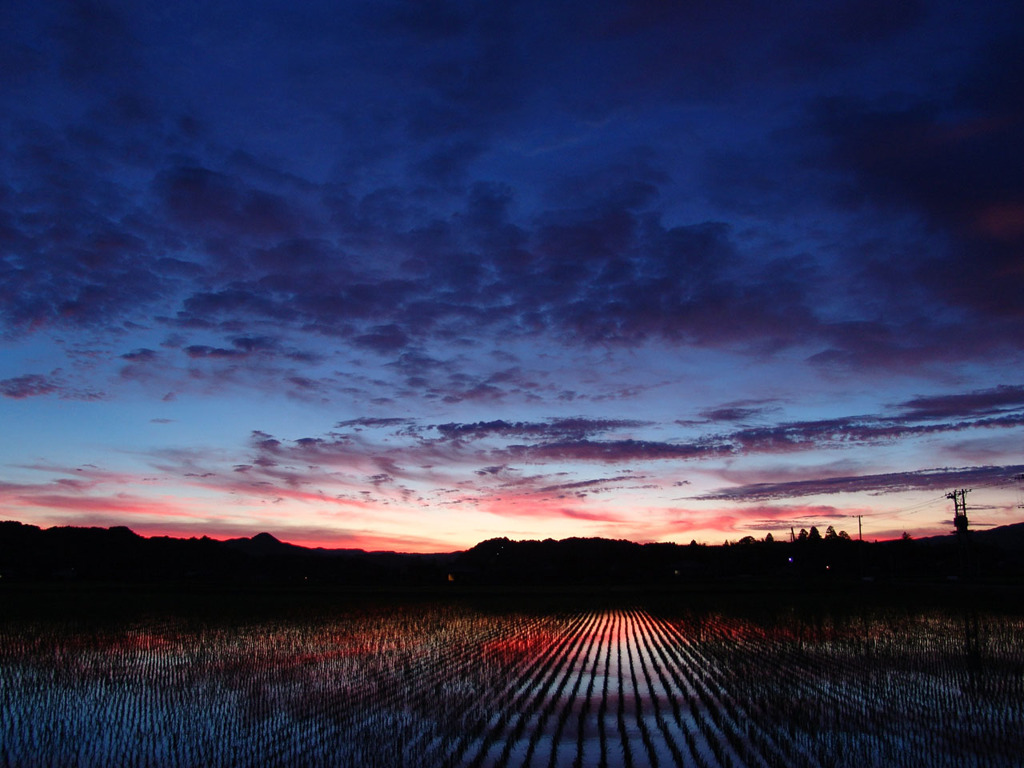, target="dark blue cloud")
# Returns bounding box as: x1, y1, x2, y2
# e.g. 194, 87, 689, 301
120, 348, 158, 362
1, 0, 1020, 379
0, 371, 102, 401
698, 464, 1024, 502
435, 418, 650, 441
898, 386, 1024, 420
183, 345, 246, 360
0, 374, 60, 399
807, 9, 1024, 345
155, 166, 306, 241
